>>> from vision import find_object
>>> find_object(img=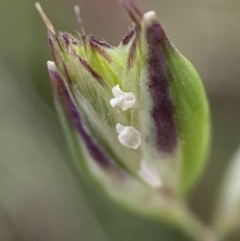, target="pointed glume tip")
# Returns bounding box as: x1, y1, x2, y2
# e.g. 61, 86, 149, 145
47, 61, 60, 87
47, 61, 58, 81
35, 2, 56, 35
47, 60, 56, 70
143, 11, 158, 26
